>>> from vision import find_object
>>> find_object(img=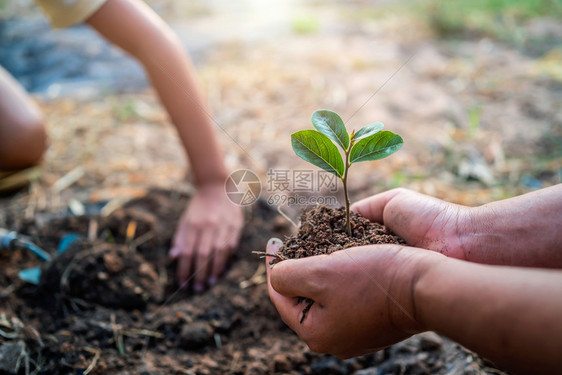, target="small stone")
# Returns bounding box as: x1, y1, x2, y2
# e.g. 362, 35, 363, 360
353, 368, 378, 375
272, 353, 291, 372
245, 362, 268, 375
180, 321, 214, 350
419, 332, 443, 351
139, 263, 156, 278
231, 295, 246, 309
310, 356, 347, 375
103, 252, 124, 273
248, 348, 261, 358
